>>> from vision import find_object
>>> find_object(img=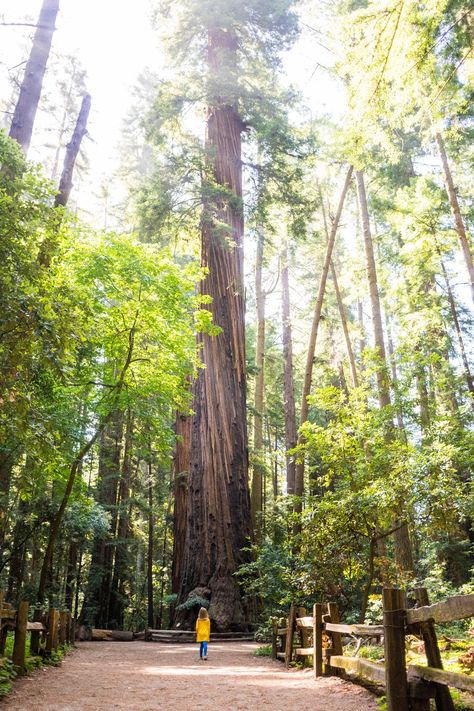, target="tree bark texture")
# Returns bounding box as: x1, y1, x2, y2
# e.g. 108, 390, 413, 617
435, 131, 474, 303
147, 459, 154, 629
356, 170, 391, 409
177, 28, 252, 631
171, 412, 191, 596
281, 247, 297, 495
251, 228, 265, 537
294, 166, 353, 515
8, 0, 60, 155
